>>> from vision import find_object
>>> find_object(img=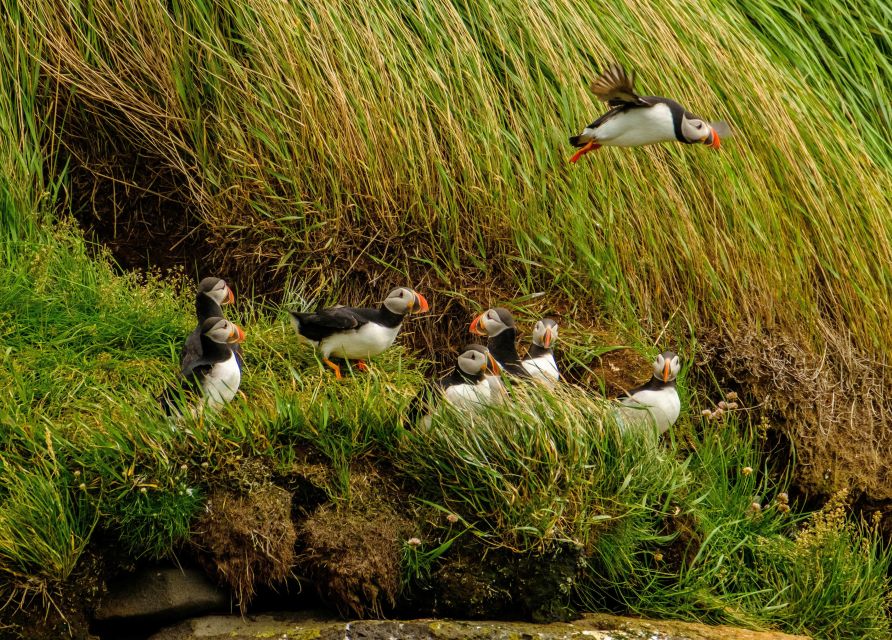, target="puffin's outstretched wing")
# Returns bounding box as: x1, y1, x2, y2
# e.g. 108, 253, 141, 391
590, 64, 650, 107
